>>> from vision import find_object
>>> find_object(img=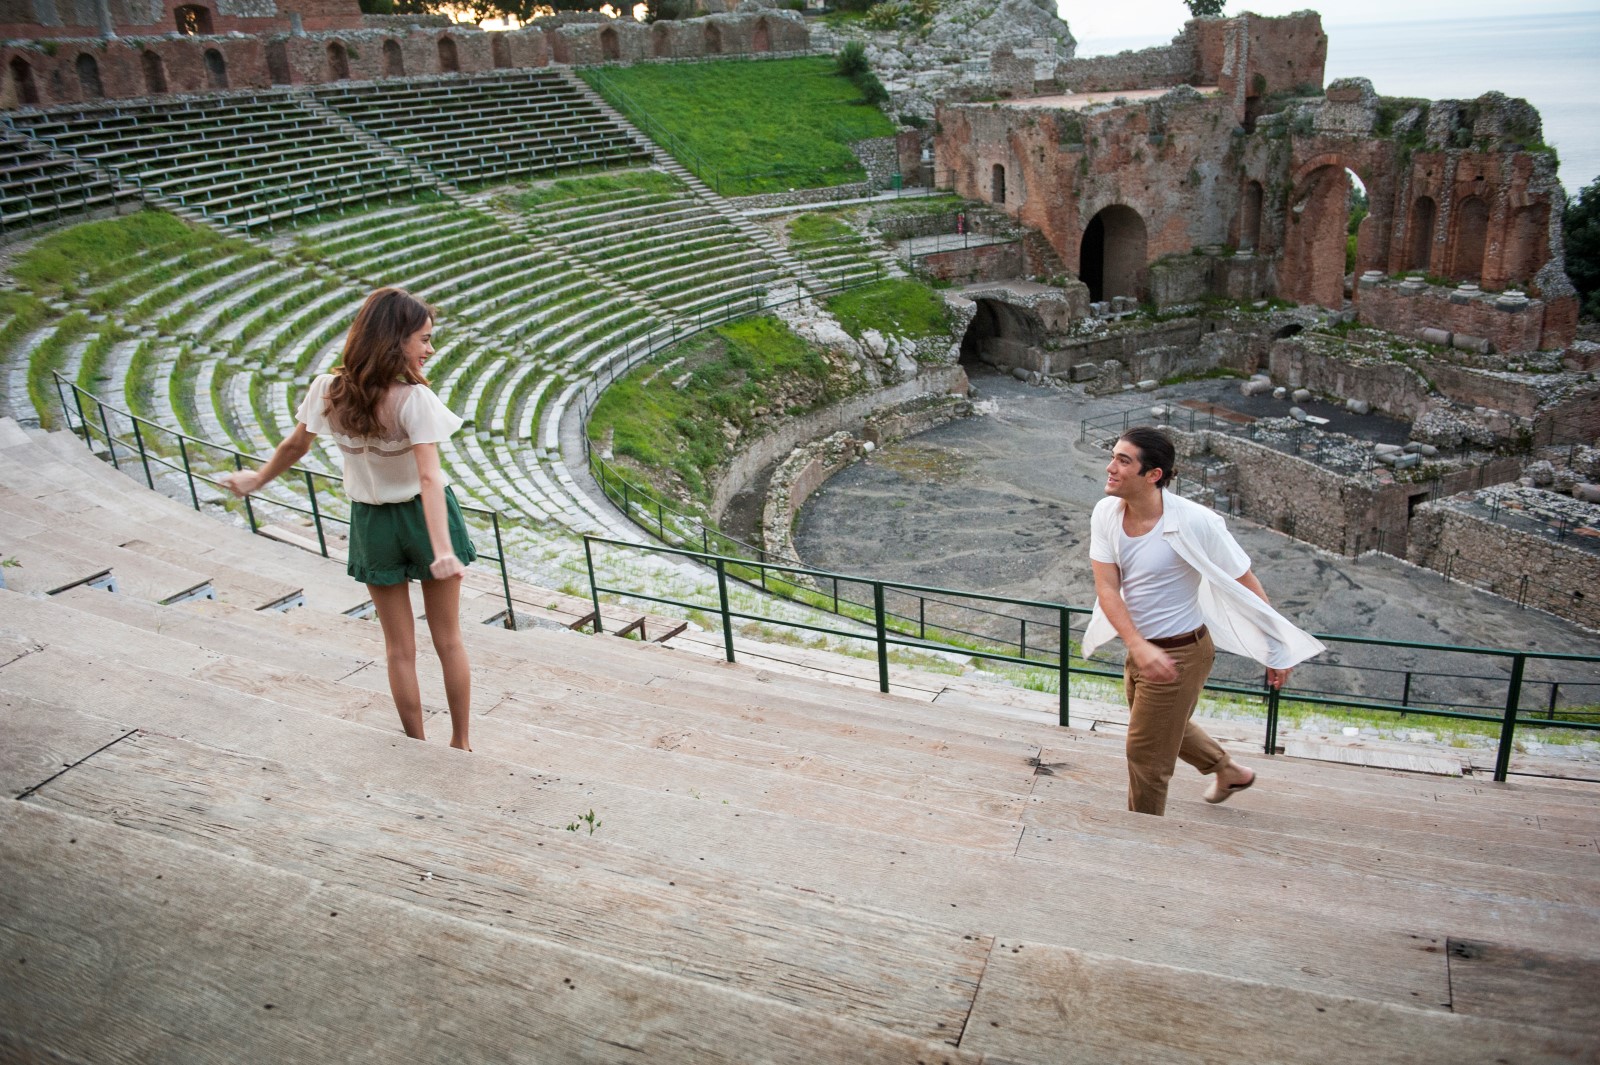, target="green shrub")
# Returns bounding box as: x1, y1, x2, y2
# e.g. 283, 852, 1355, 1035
836, 41, 870, 78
